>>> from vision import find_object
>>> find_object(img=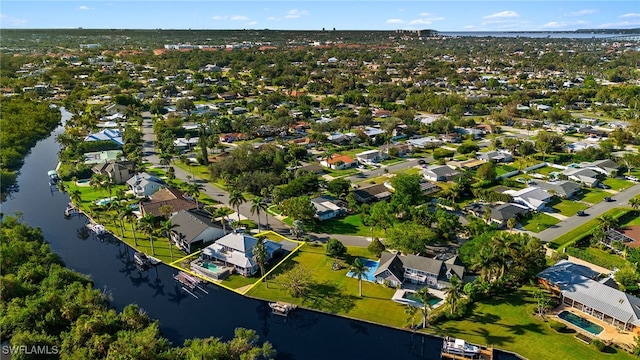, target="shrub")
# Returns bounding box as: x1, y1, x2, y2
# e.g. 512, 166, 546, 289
591, 339, 606, 352
326, 238, 347, 257
549, 320, 567, 333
